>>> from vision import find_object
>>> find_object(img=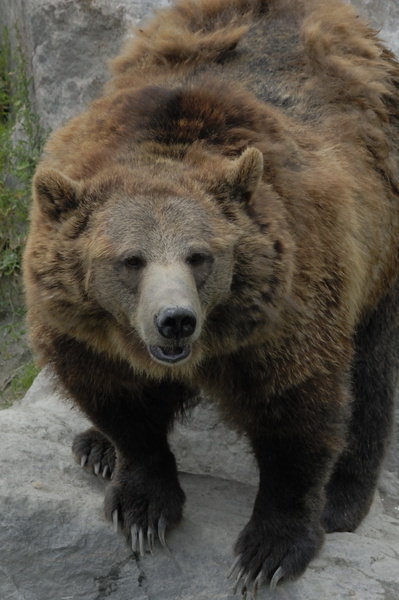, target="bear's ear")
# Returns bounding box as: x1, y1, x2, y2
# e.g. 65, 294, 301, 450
33, 168, 80, 220
225, 147, 264, 203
